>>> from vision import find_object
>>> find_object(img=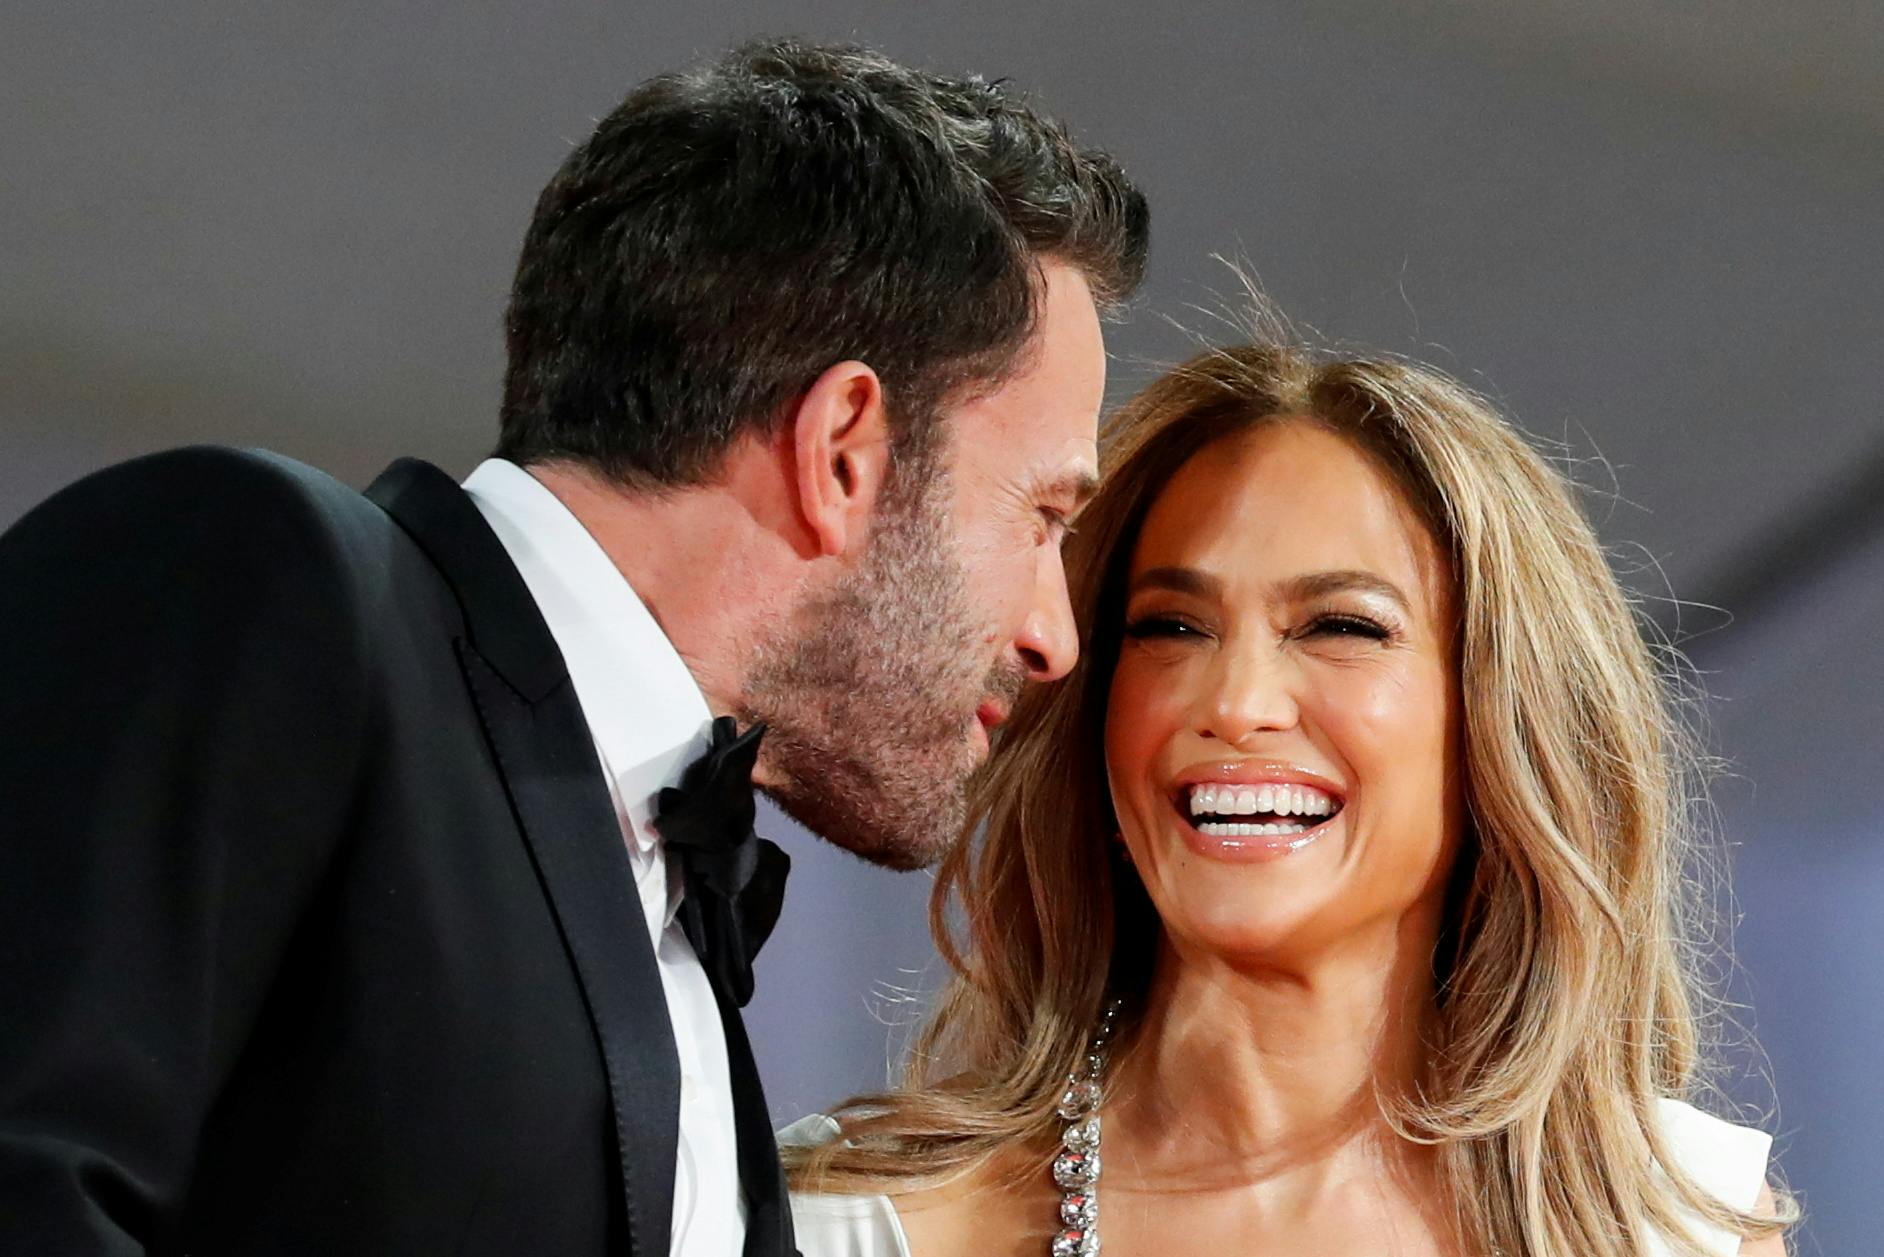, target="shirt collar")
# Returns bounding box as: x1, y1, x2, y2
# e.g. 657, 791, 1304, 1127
462, 458, 714, 860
